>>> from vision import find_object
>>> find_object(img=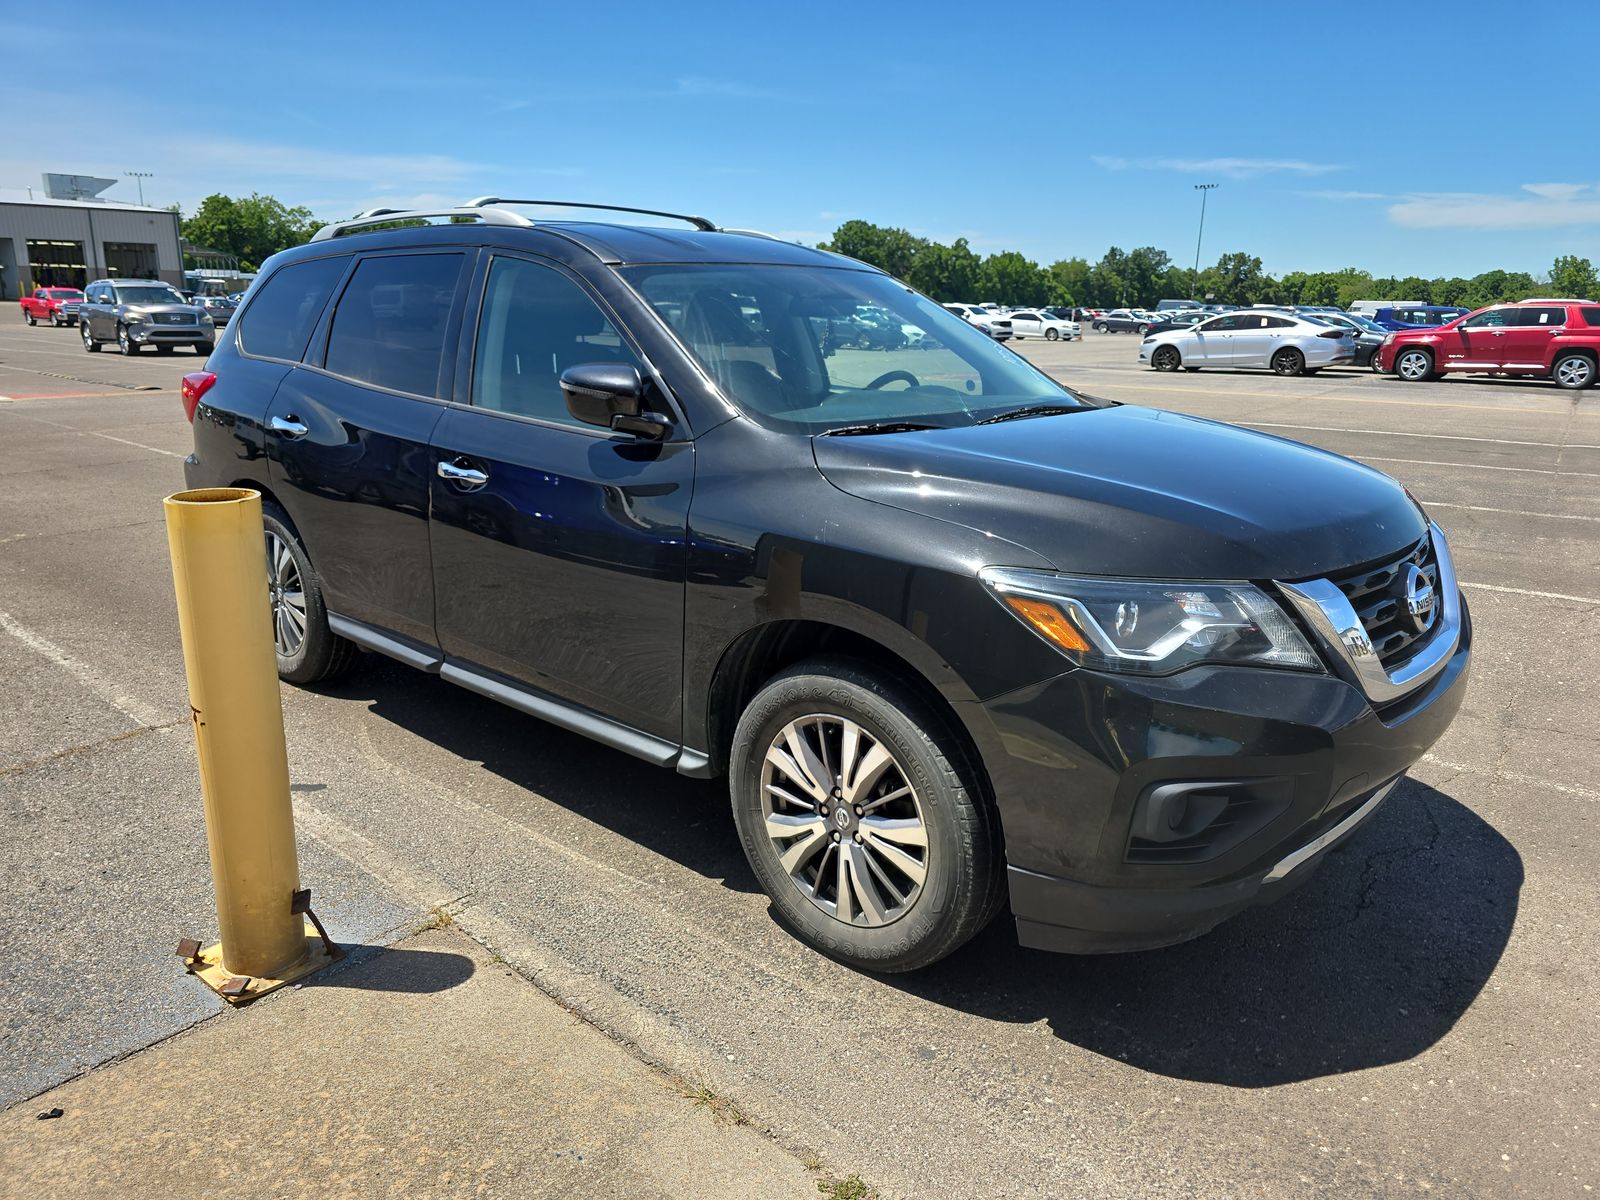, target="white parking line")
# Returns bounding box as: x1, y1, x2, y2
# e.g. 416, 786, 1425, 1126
1363, 455, 1600, 478
1246, 421, 1600, 451
87, 431, 184, 458
0, 608, 169, 727
1459, 581, 1600, 605
1425, 501, 1600, 524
